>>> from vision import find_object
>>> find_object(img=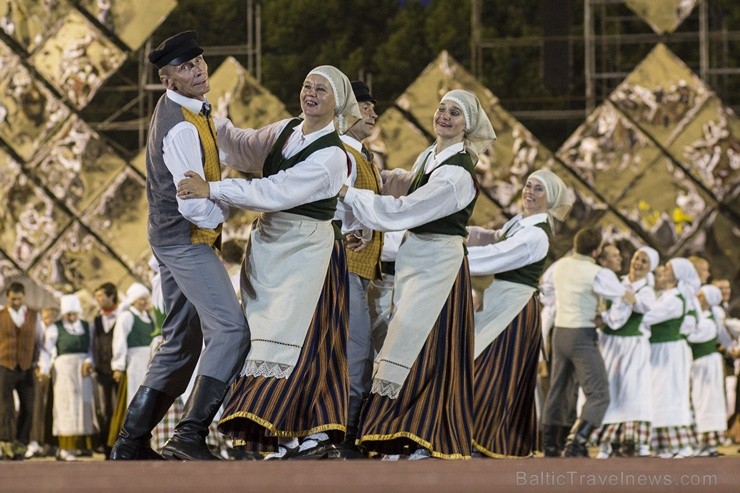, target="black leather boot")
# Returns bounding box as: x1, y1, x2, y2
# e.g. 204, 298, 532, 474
542, 425, 569, 457
110, 386, 173, 460
563, 420, 596, 458
161, 375, 228, 460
